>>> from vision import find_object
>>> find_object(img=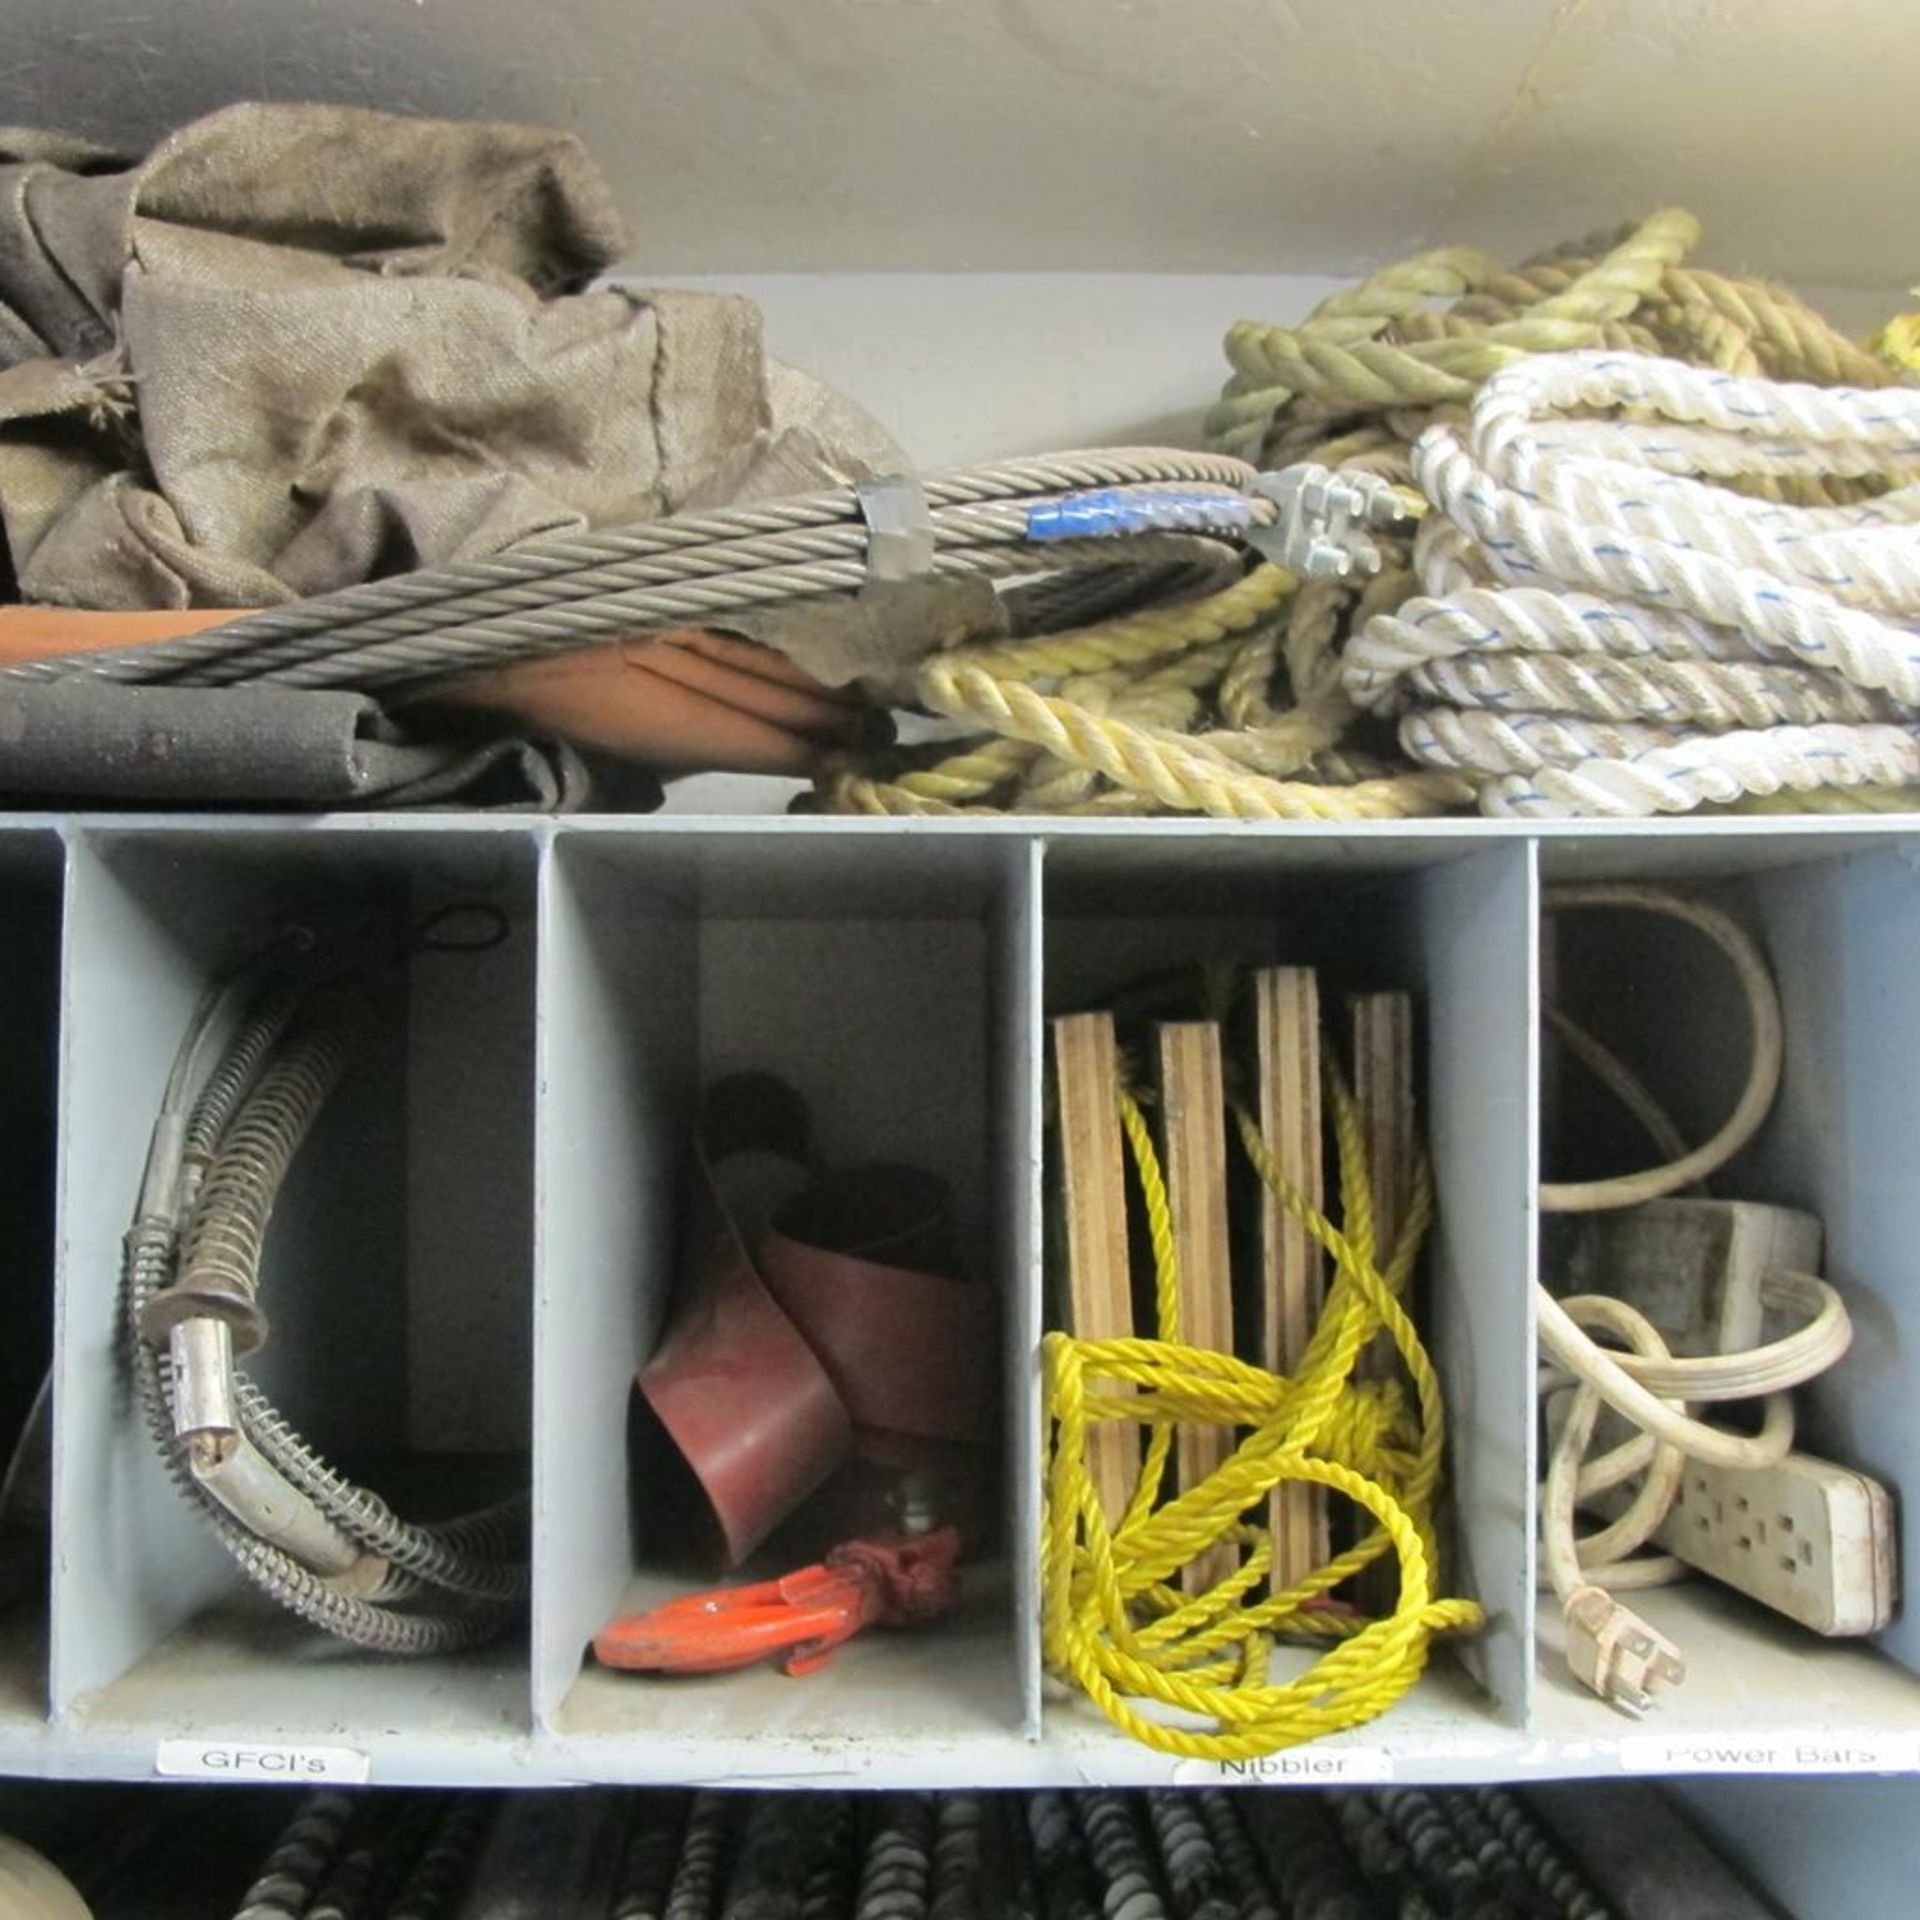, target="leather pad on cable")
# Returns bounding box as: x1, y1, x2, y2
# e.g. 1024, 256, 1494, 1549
637, 1074, 989, 1567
